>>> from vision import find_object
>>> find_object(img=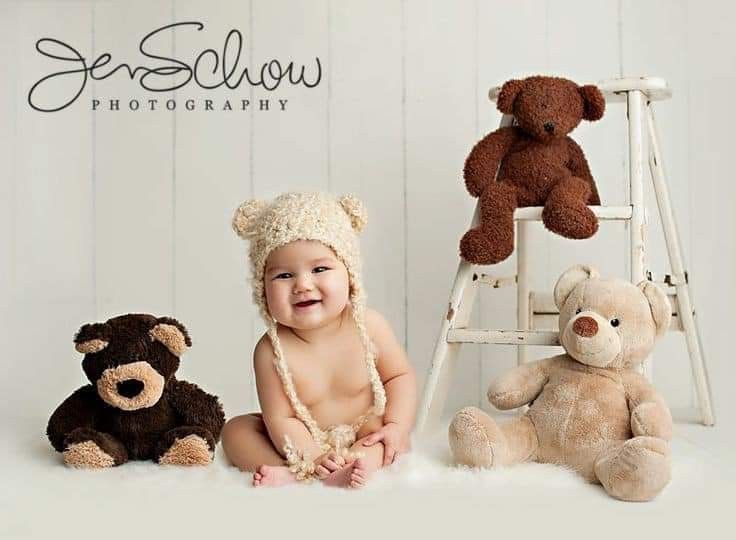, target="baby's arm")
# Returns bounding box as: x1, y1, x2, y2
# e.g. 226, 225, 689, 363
253, 337, 323, 462
361, 309, 416, 464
